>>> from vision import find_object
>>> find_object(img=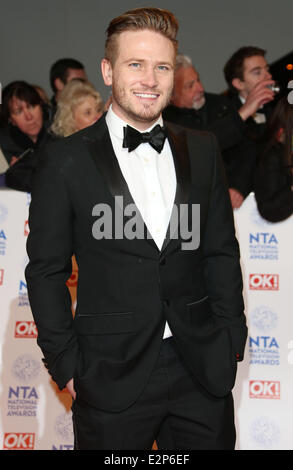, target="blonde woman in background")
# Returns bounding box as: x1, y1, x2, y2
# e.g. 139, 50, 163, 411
51, 79, 104, 137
